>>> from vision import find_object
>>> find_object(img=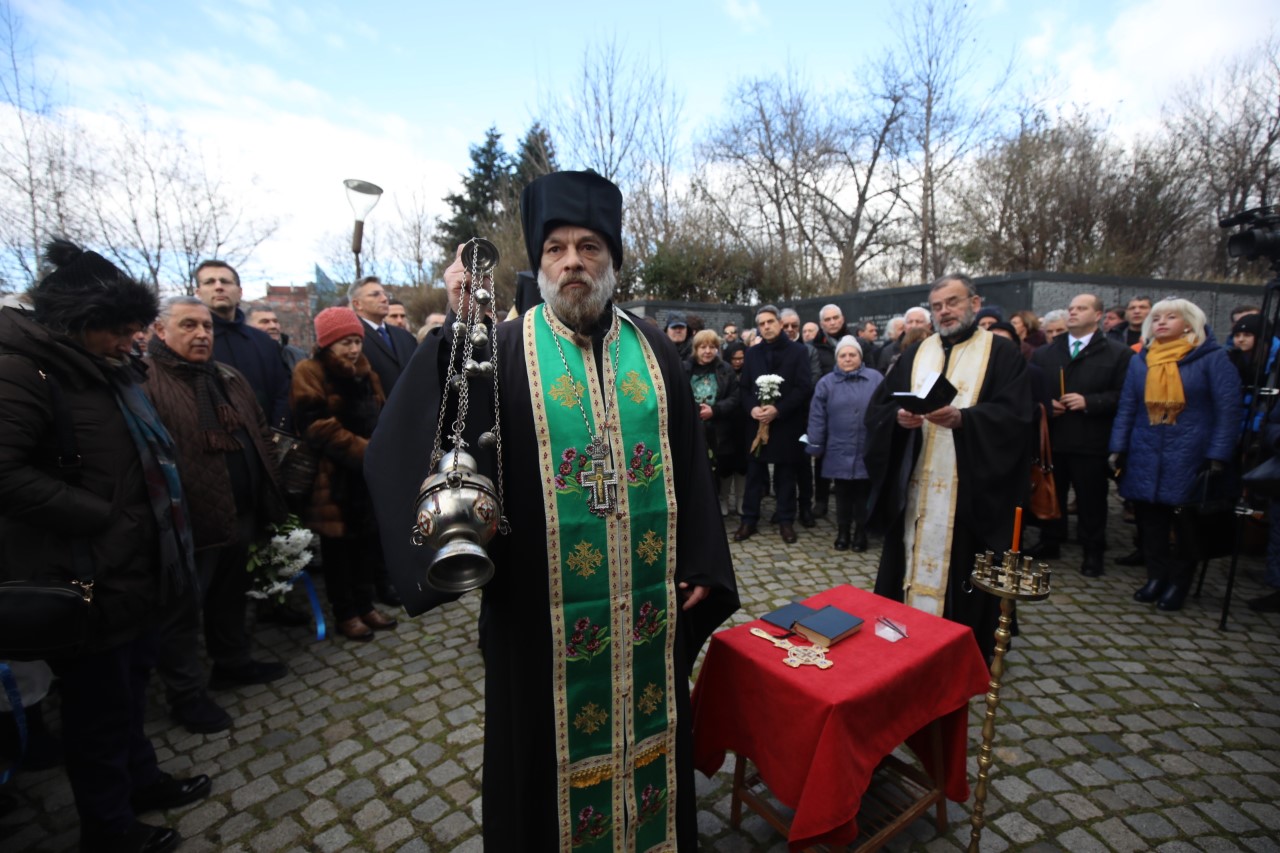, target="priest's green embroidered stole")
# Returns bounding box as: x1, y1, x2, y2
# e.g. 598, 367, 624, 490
525, 305, 679, 852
